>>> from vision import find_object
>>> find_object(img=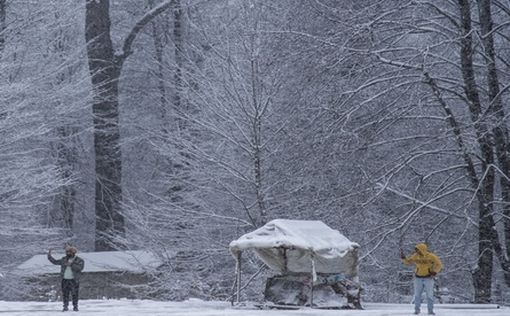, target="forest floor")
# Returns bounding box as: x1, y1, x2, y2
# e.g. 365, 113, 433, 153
0, 299, 507, 315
